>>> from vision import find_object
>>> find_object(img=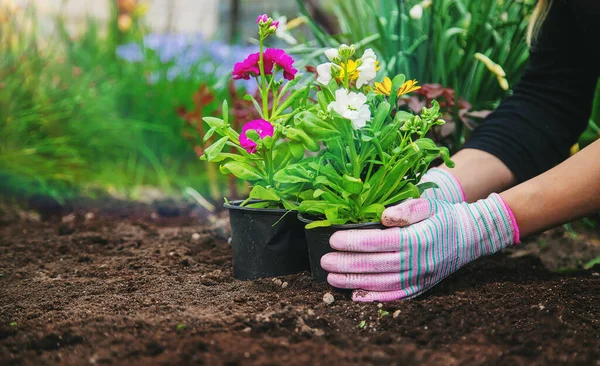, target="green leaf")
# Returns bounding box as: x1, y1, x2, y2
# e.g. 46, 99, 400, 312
389, 74, 406, 107
305, 220, 332, 229
222, 100, 229, 125
245, 129, 260, 143
203, 136, 229, 162
243, 94, 265, 118
286, 127, 320, 152
249, 186, 280, 201
417, 182, 439, 194
394, 111, 414, 123
209, 153, 246, 163
220, 161, 263, 181
289, 142, 305, 159
583, 256, 600, 270
371, 101, 391, 131
324, 206, 339, 222
203, 127, 217, 143
313, 189, 326, 198
383, 183, 420, 206
342, 175, 363, 195
274, 87, 306, 116
362, 203, 385, 215
263, 135, 274, 149
299, 190, 316, 201
203, 116, 225, 129
273, 164, 313, 184
294, 111, 341, 140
